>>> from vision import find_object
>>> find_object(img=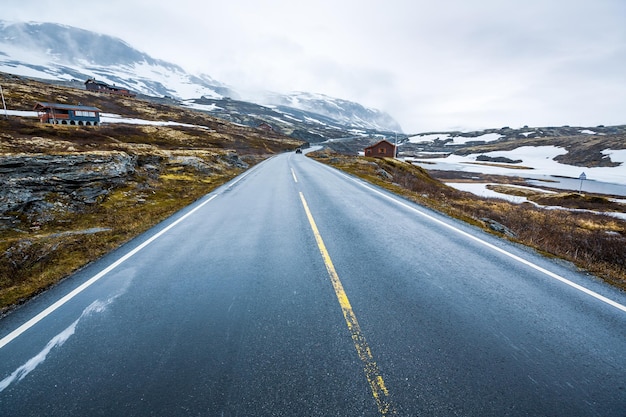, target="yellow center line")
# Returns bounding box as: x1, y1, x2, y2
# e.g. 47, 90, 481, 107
299, 192, 396, 416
